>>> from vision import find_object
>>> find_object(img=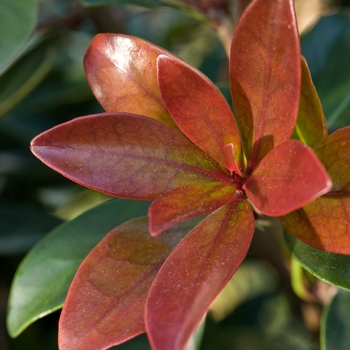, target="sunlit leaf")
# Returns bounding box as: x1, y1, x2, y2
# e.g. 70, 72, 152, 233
244, 140, 331, 216
157, 54, 242, 172
0, 0, 37, 74
284, 230, 350, 291
7, 199, 150, 338
146, 196, 255, 350
292, 57, 328, 147
84, 34, 175, 127
230, 0, 301, 171
280, 127, 350, 254
321, 289, 350, 350
59, 217, 194, 350
31, 113, 230, 200
148, 182, 236, 235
